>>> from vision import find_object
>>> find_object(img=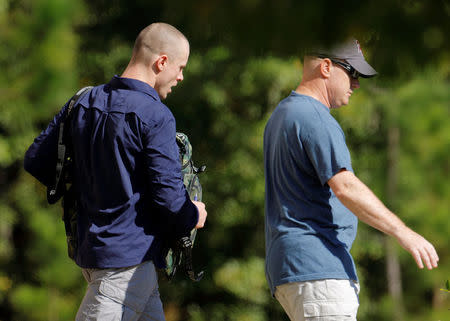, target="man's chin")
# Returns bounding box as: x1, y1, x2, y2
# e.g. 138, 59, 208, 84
160, 90, 170, 100
331, 101, 349, 109
163, 88, 173, 99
